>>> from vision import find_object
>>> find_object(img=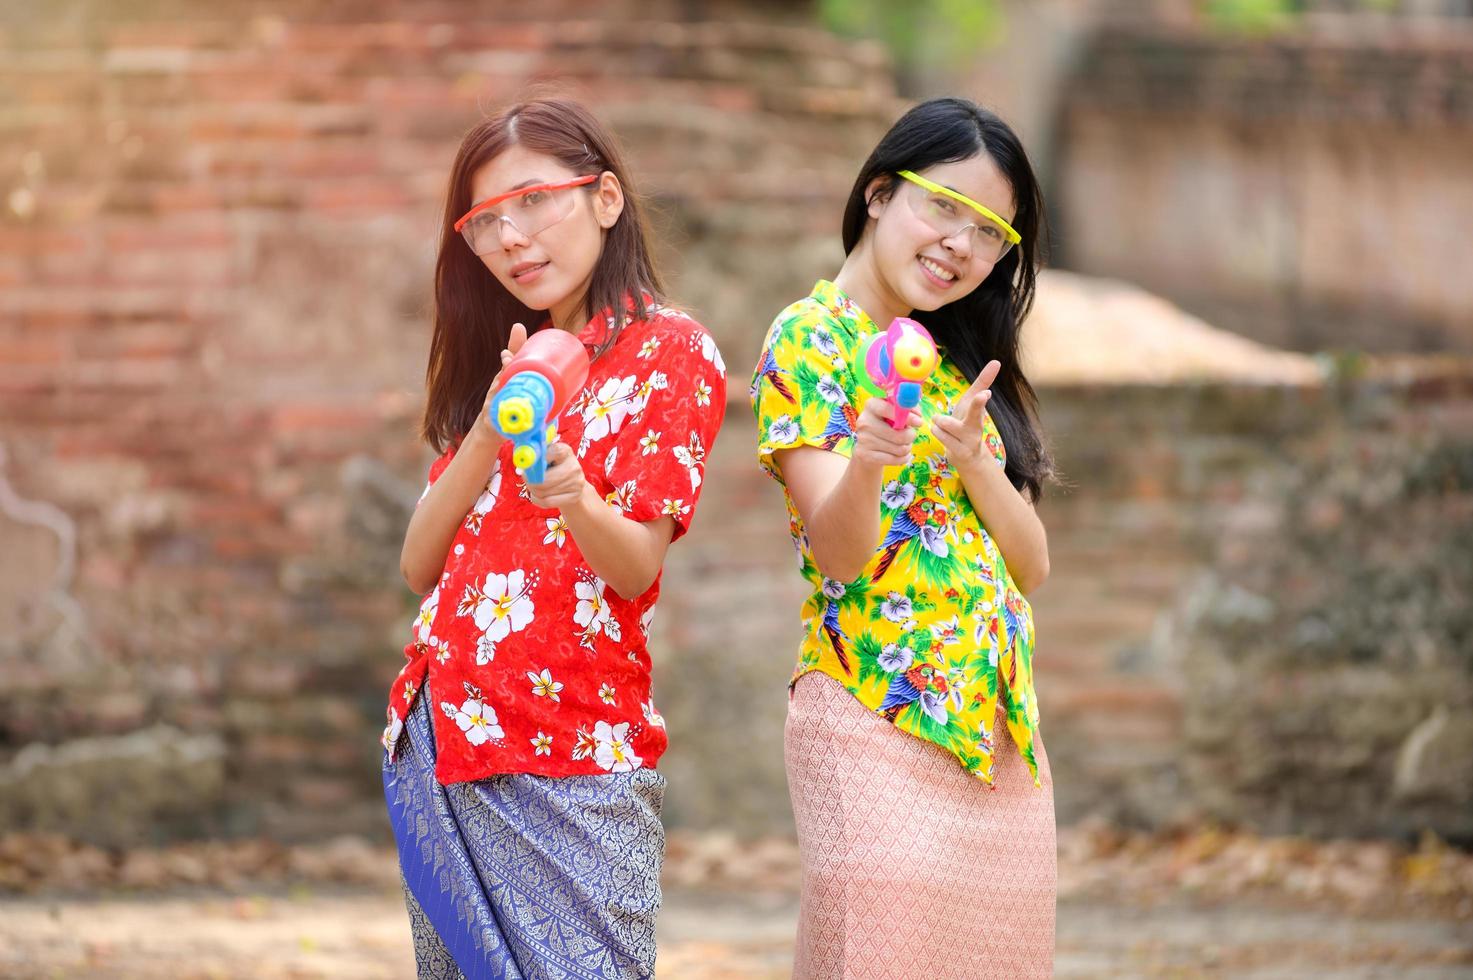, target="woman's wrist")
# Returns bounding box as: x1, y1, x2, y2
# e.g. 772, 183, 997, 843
461, 423, 504, 463
843, 453, 888, 486
560, 480, 604, 524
